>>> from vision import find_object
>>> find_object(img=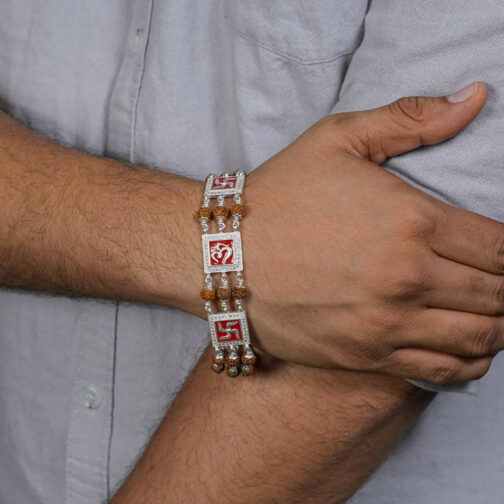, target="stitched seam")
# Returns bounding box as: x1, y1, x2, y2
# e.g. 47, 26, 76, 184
65, 309, 87, 504
129, 0, 154, 163
235, 31, 358, 65
105, 302, 119, 500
